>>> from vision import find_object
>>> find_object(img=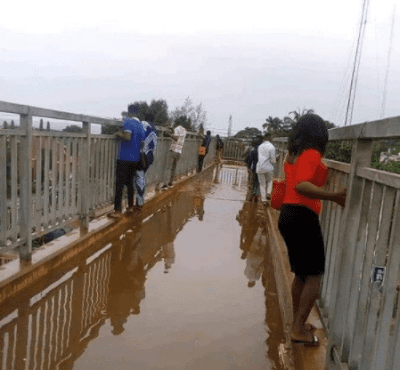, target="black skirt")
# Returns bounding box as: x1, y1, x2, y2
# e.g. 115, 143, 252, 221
278, 204, 325, 278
